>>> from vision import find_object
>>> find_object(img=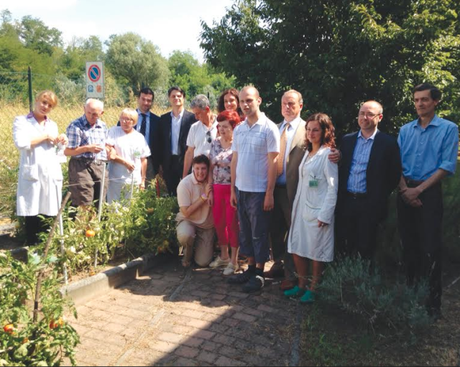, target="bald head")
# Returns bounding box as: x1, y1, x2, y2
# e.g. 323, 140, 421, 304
239, 86, 262, 123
